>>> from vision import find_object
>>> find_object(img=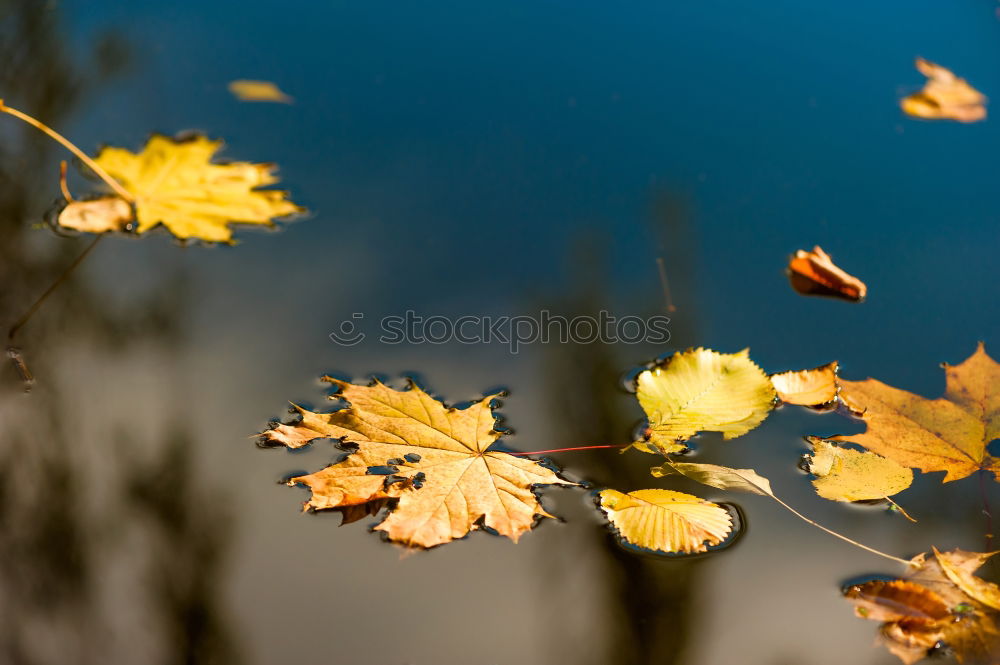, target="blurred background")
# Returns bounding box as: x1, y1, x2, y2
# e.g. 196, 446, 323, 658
0, 1, 998, 663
